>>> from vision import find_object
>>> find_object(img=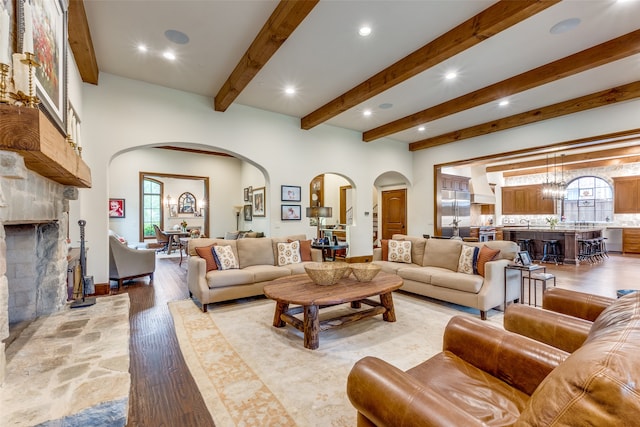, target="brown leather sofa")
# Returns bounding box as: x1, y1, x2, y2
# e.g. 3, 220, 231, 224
347, 291, 640, 426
